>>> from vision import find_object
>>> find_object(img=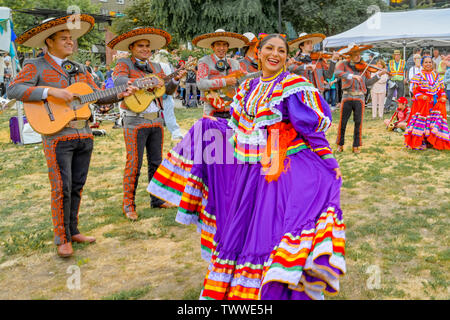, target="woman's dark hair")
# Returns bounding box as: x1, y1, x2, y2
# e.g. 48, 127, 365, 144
257, 34, 289, 53
242, 45, 250, 56
421, 55, 432, 66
